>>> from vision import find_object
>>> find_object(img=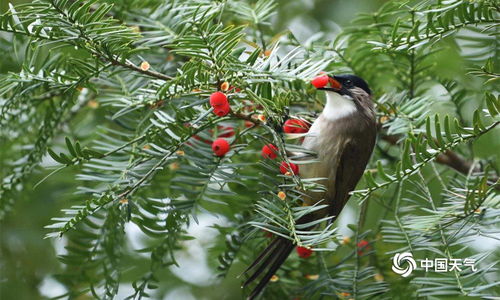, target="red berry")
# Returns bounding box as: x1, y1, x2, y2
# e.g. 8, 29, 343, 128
261, 144, 278, 159
283, 119, 309, 134
296, 246, 313, 258
212, 138, 230, 156
217, 125, 235, 138
192, 134, 212, 145
229, 86, 241, 93
311, 75, 329, 88
244, 120, 254, 128
210, 91, 228, 107
213, 103, 230, 117
280, 161, 299, 175
357, 239, 371, 255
